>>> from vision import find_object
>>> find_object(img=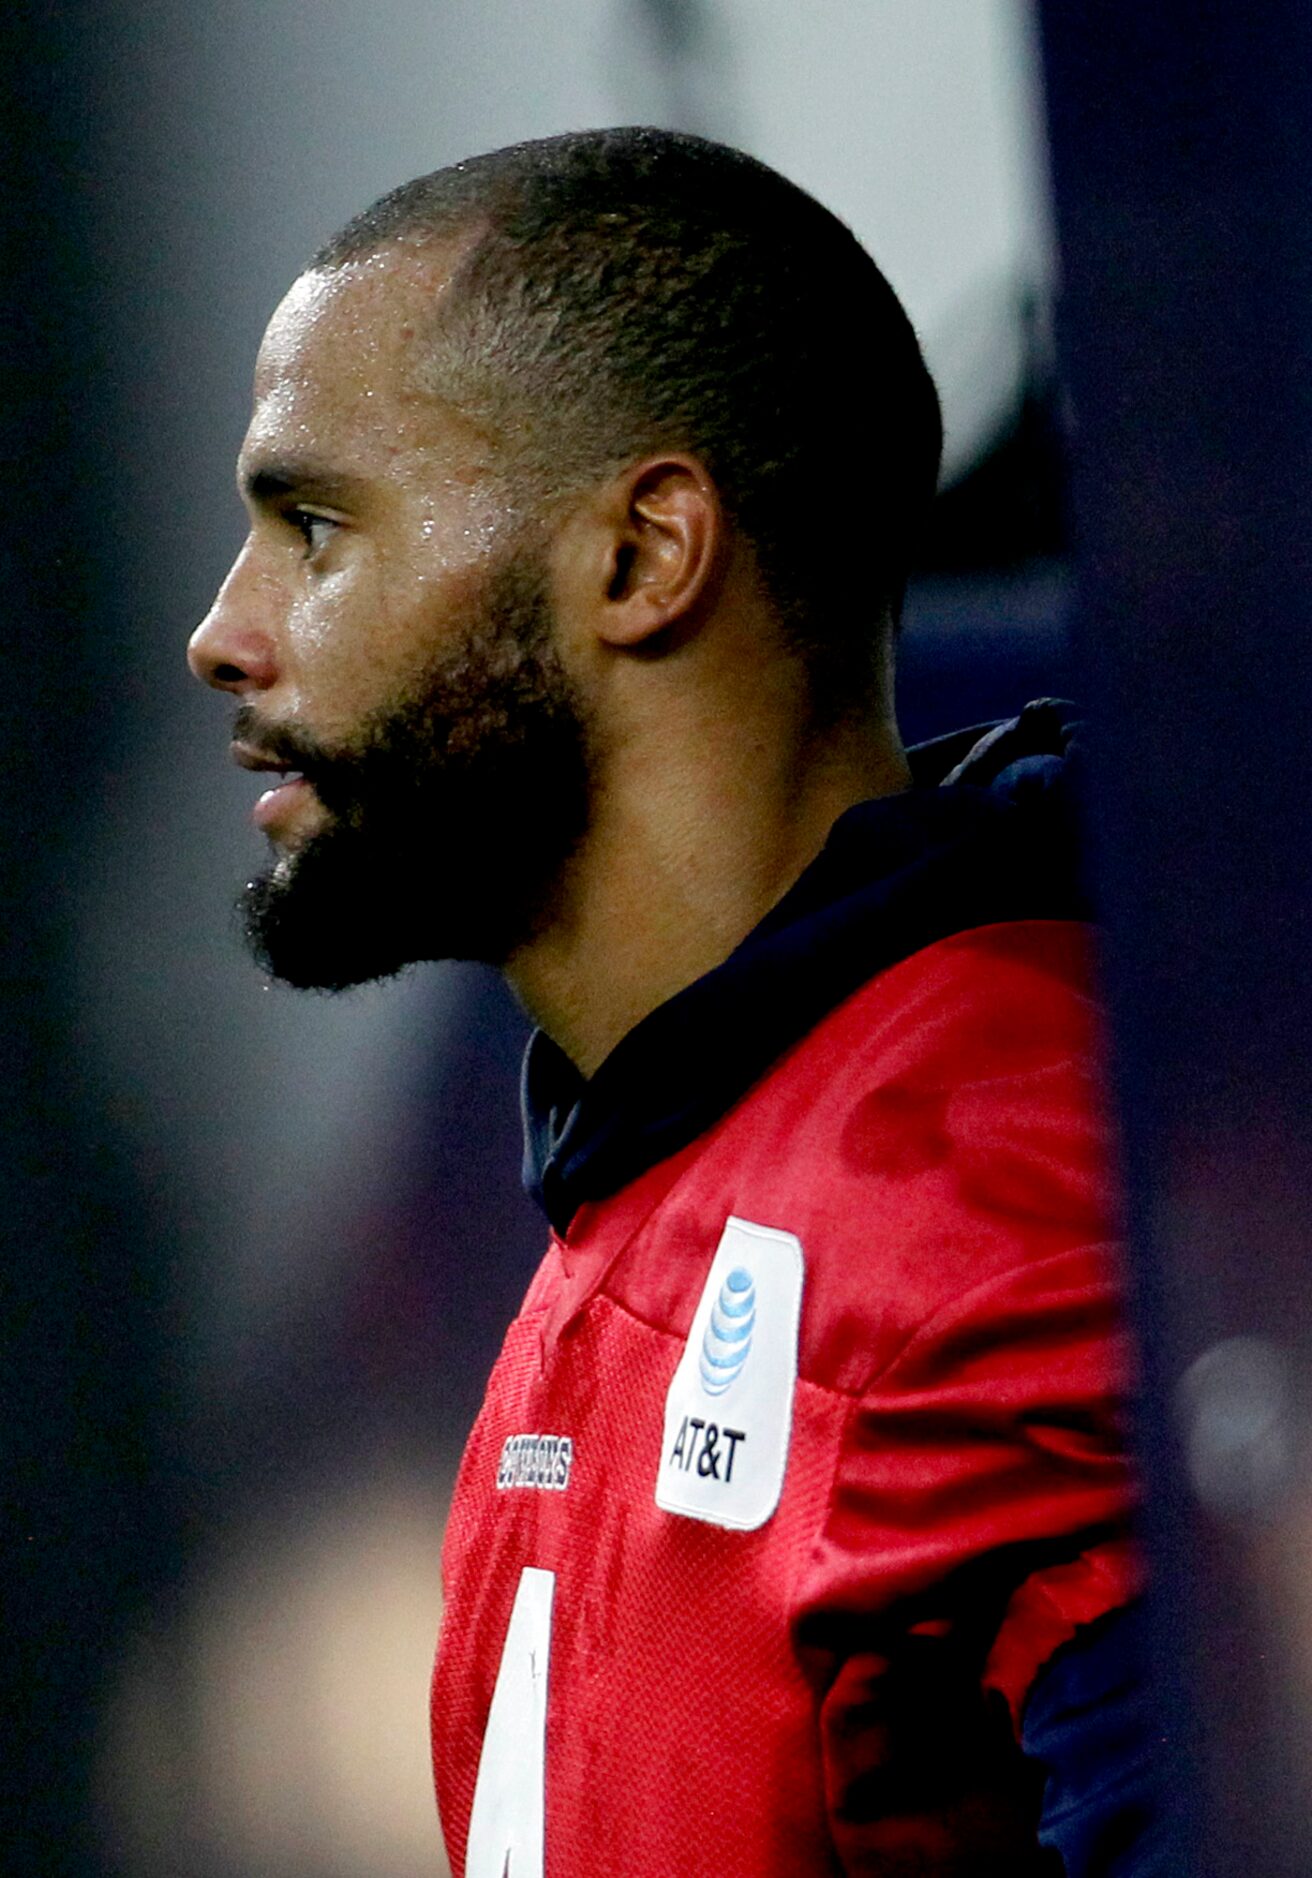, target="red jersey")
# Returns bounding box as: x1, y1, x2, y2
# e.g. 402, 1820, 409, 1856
432, 920, 1136, 1874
